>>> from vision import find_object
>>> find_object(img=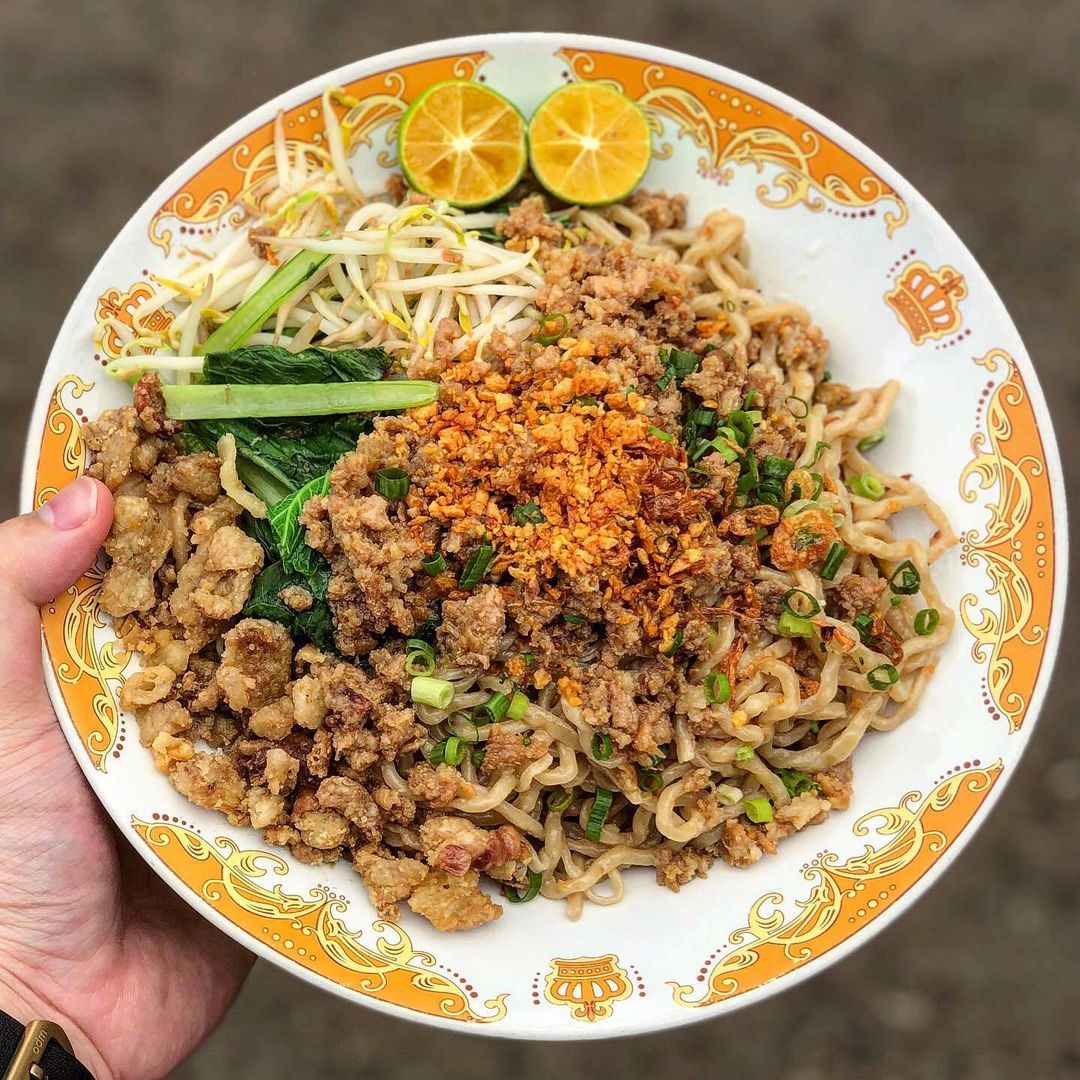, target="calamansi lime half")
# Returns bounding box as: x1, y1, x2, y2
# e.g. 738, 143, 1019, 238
527, 82, 652, 206
398, 80, 527, 208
